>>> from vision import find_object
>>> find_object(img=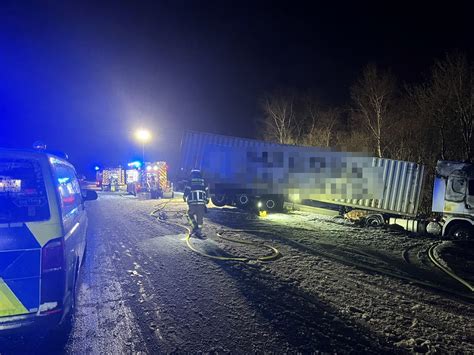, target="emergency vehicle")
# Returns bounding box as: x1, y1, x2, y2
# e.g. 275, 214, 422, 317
126, 161, 173, 198
99, 166, 126, 192
0, 148, 97, 333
